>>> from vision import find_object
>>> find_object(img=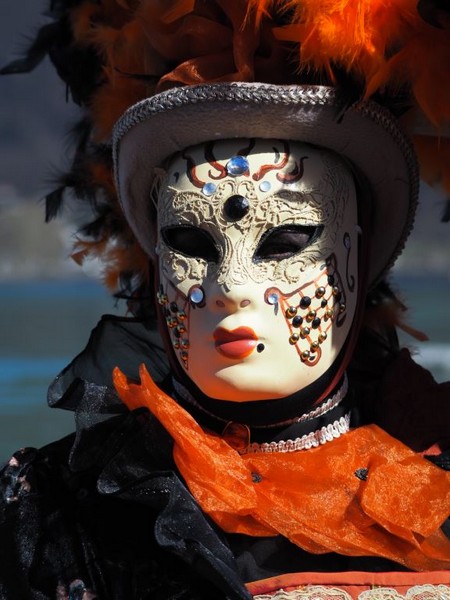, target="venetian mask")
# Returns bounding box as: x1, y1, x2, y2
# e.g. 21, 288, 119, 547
155, 139, 358, 401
